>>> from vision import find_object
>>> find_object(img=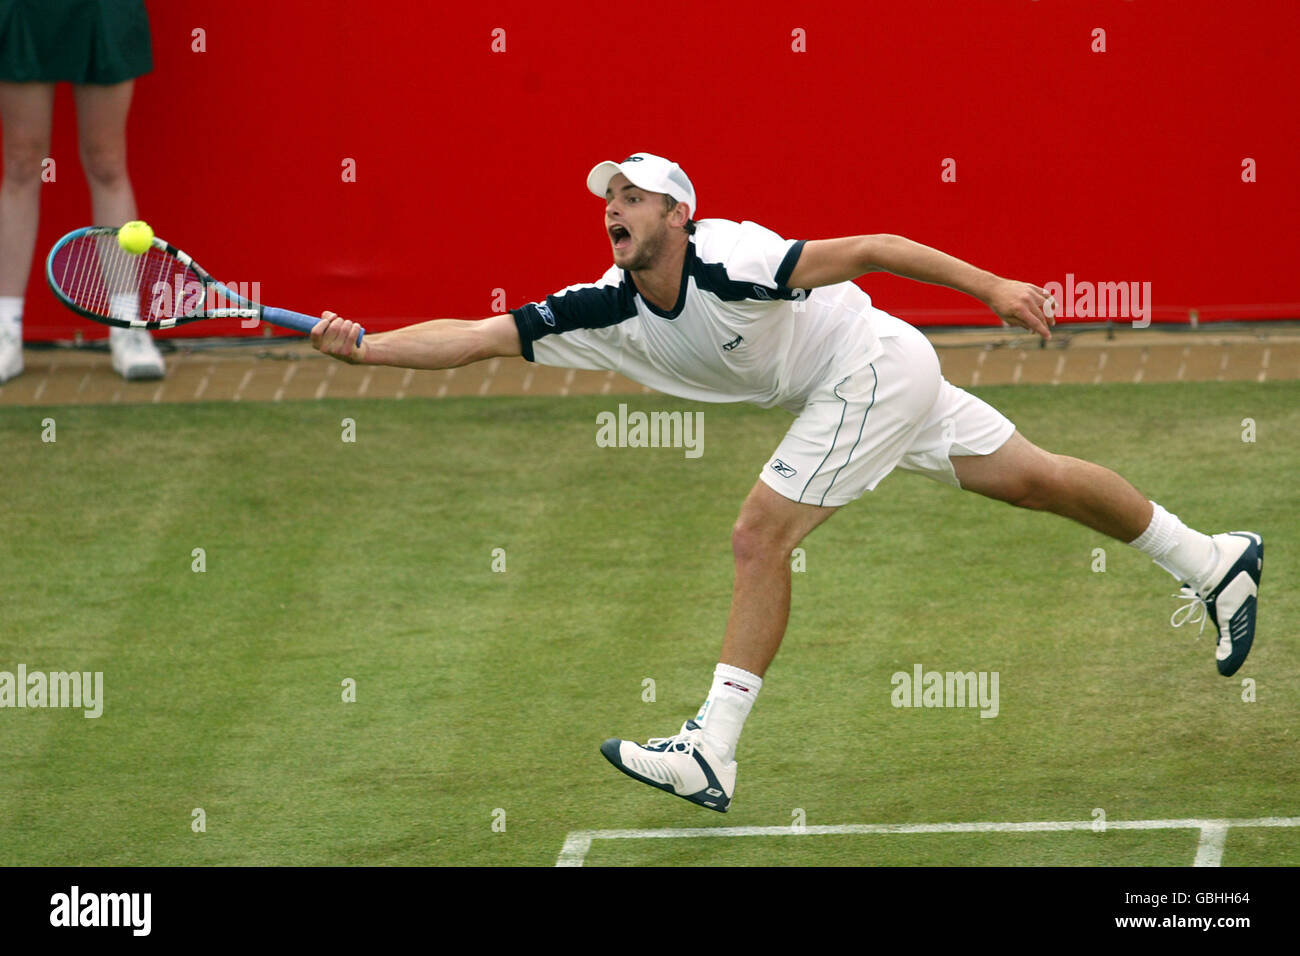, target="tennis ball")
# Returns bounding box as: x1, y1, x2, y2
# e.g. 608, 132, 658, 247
117, 220, 154, 255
